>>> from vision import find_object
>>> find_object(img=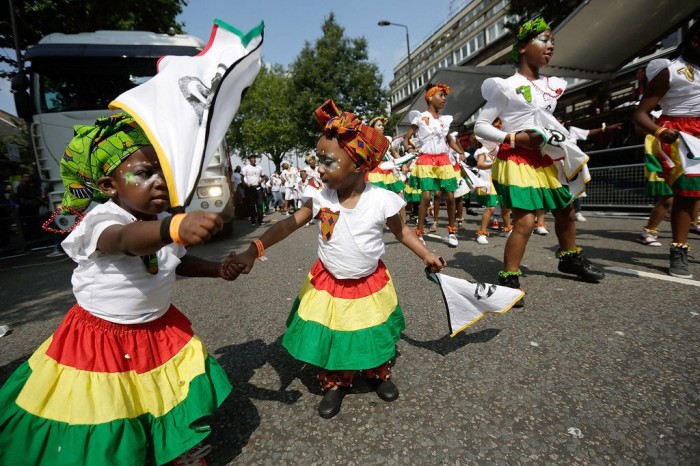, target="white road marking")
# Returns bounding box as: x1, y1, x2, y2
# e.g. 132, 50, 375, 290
605, 266, 700, 287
